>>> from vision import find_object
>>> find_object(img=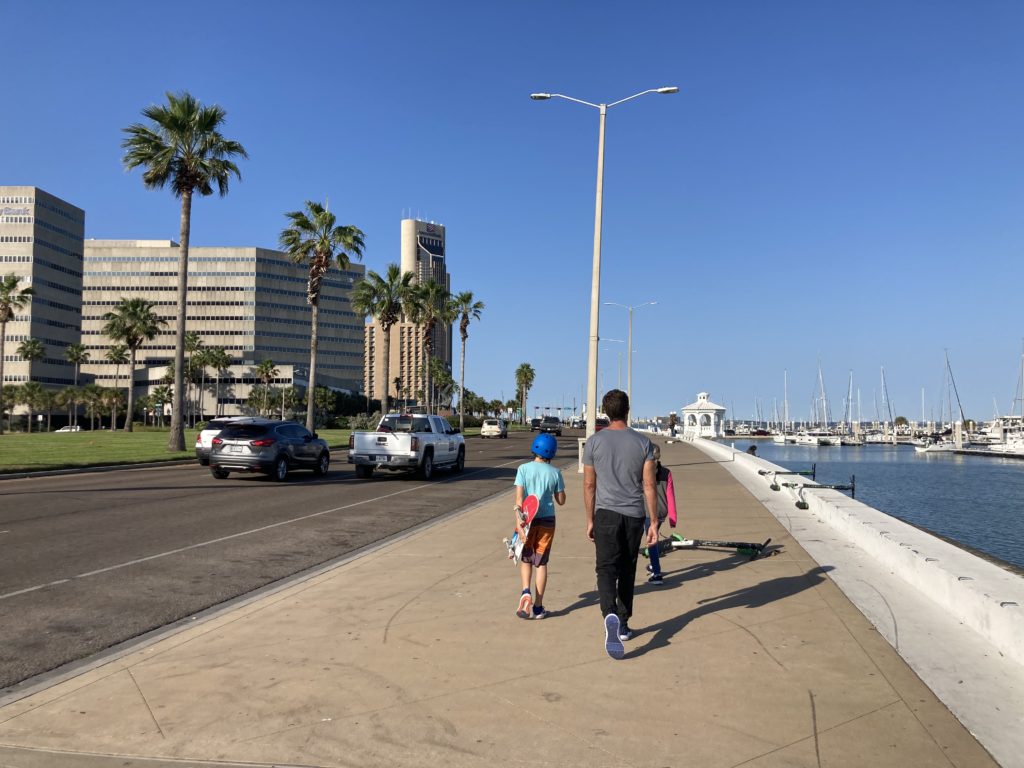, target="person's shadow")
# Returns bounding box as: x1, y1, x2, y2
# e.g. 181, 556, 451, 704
545, 550, 786, 619
624, 565, 835, 658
